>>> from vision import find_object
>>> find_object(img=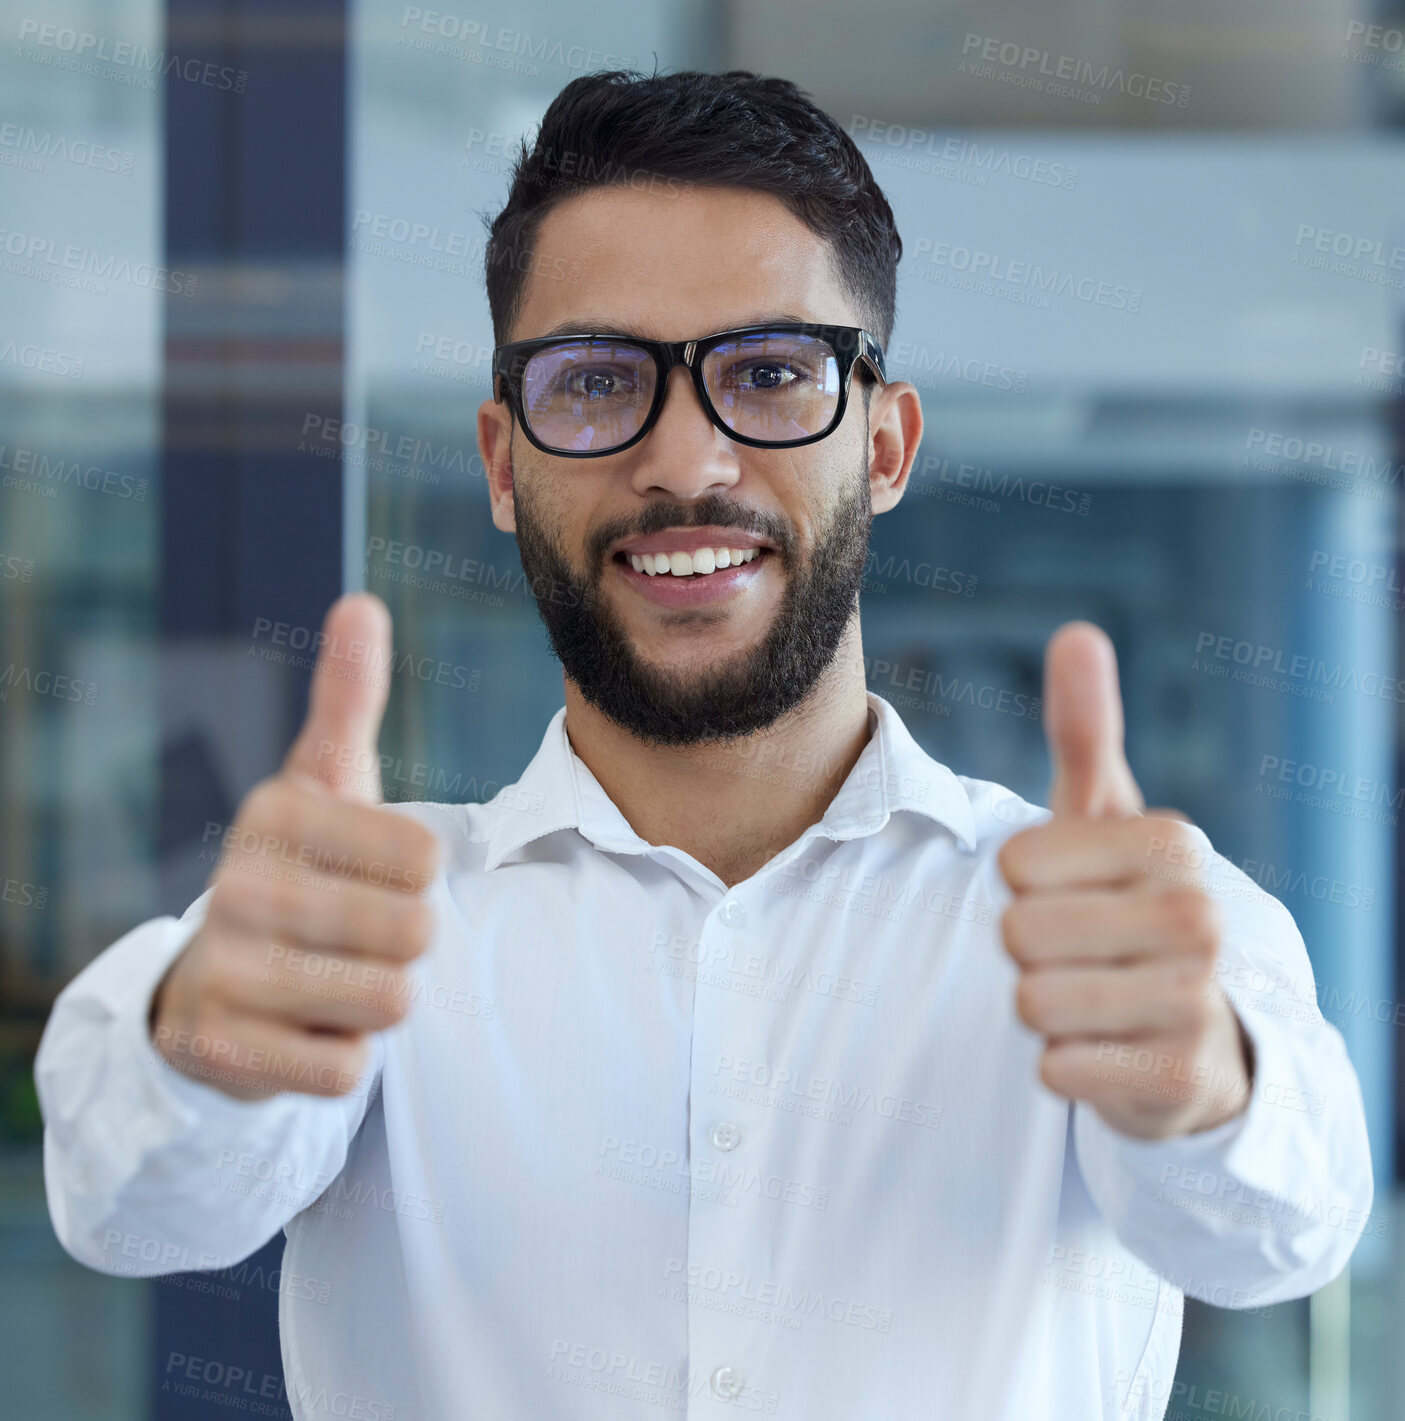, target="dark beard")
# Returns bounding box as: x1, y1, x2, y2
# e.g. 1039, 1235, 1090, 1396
510, 446, 873, 748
